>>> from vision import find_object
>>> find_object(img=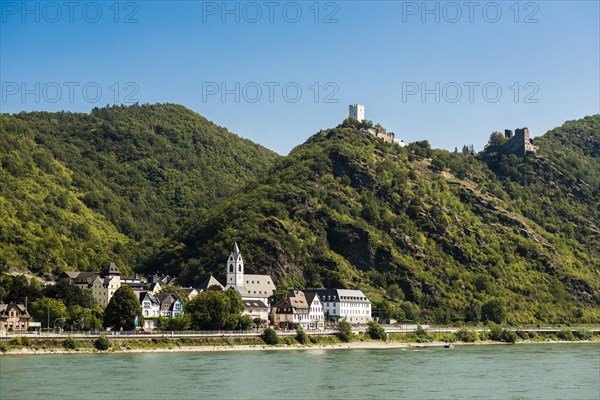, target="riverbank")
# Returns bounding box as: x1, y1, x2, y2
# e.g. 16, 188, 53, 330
1, 334, 598, 356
